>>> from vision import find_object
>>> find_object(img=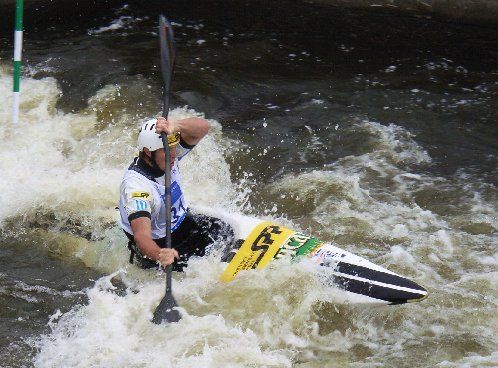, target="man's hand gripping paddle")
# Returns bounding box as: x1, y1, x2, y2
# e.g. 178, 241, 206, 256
152, 15, 181, 324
